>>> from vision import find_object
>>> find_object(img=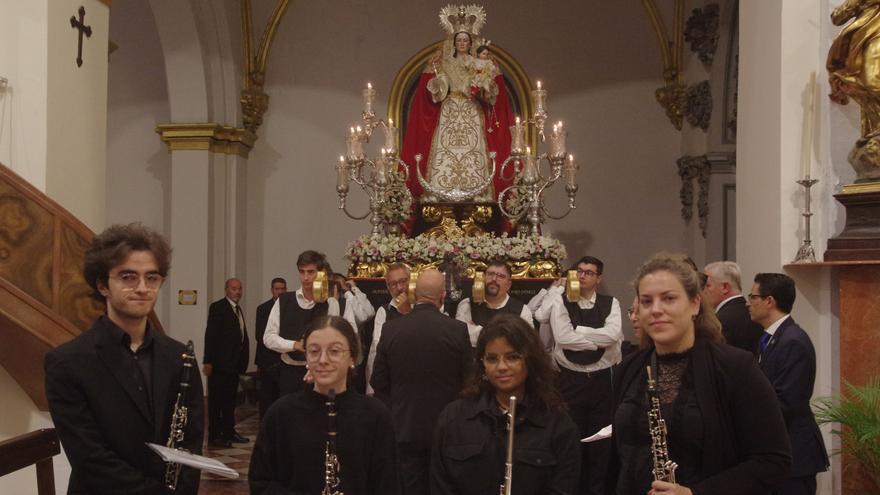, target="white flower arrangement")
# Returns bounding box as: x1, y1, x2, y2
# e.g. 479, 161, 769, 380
346, 233, 567, 267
